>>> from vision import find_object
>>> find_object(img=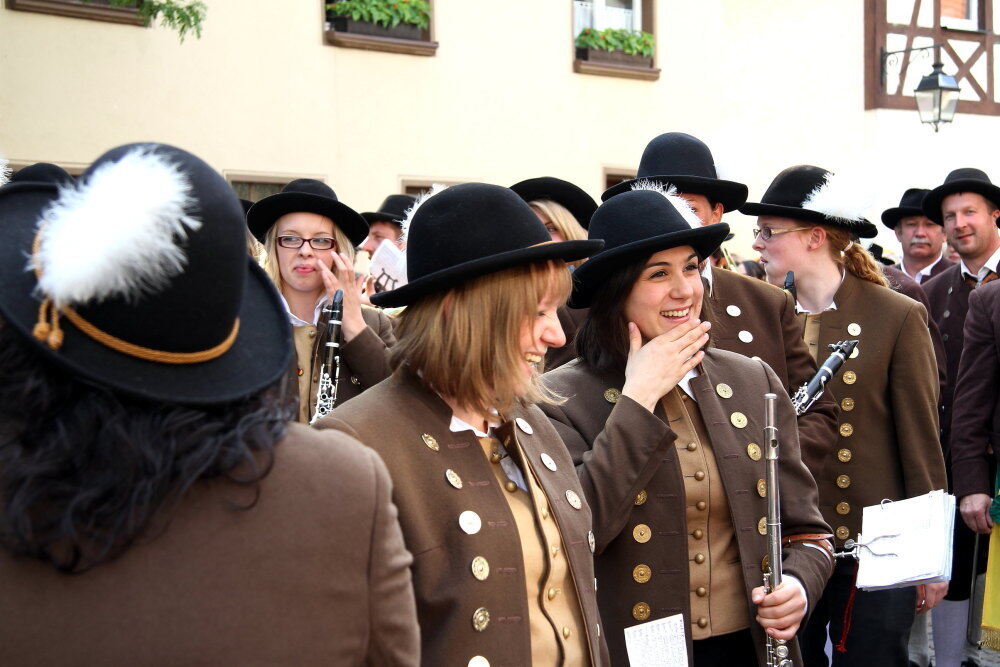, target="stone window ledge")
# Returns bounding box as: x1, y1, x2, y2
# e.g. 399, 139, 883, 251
5, 0, 144, 25
324, 29, 438, 57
